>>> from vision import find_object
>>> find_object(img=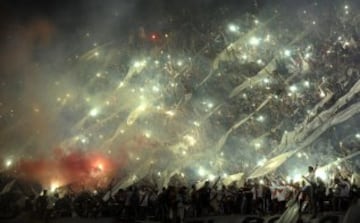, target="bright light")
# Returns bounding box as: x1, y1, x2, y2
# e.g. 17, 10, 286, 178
344, 5, 349, 10
50, 181, 59, 193
255, 143, 261, 149
263, 78, 270, 84
319, 90, 326, 98
256, 115, 265, 122
355, 133, 360, 139
152, 86, 160, 92
133, 60, 147, 68
289, 85, 298, 92
198, 167, 206, 177
144, 132, 151, 138
303, 81, 310, 87
81, 137, 88, 144
132, 175, 137, 181
134, 61, 141, 67
257, 158, 267, 166
118, 81, 124, 88
89, 108, 99, 117
293, 174, 302, 182
184, 135, 197, 146
165, 110, 175, 117
259, 179, 264, 185
284, 49, 291, 57
177, 60, 183, 66
5, 159, 12, 168
208, 174, 216, 181
316, 169, 327, 181
249, 37, 261, 46
228, 24, 239, 32
97, 163, 103, 171
135, 102, 145, 111
286, 176, 291, 183
193, 121, 200, 127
